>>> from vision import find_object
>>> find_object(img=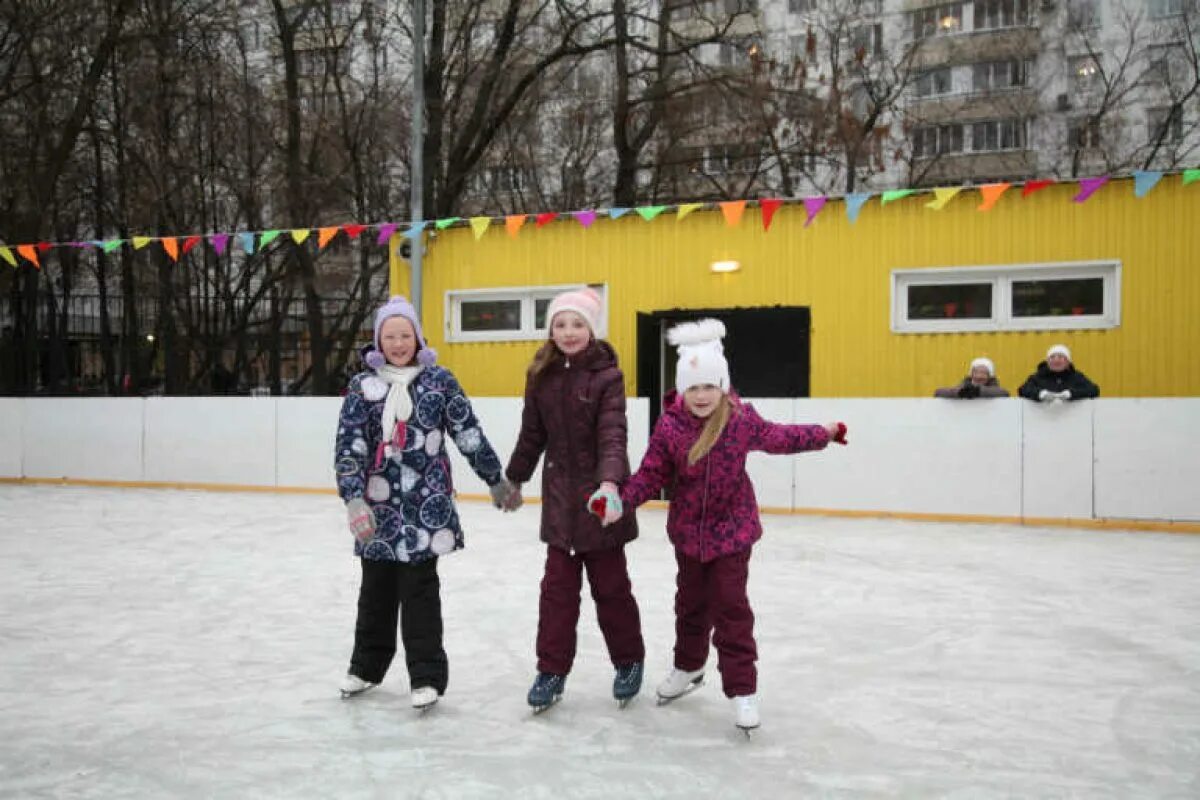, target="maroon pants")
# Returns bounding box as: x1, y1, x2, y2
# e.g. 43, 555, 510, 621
536, 545, 645, 675
673, 547, 757, 698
